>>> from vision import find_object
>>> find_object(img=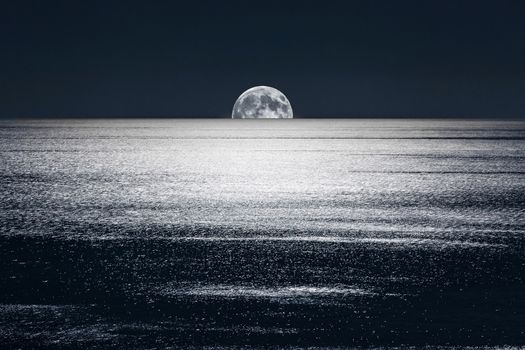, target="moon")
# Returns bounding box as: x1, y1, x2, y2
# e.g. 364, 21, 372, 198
232, 86, 293, 119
